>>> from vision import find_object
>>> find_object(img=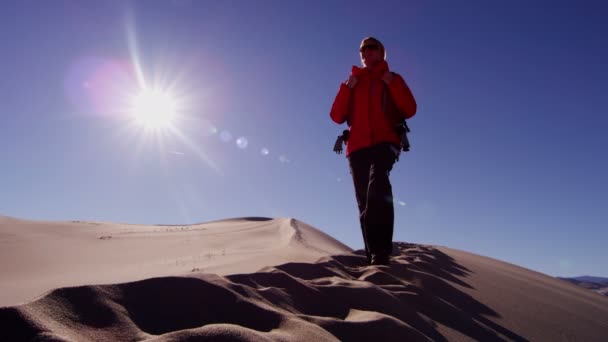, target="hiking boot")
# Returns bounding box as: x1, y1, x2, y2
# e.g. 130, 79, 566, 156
370, 254, 390, 266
